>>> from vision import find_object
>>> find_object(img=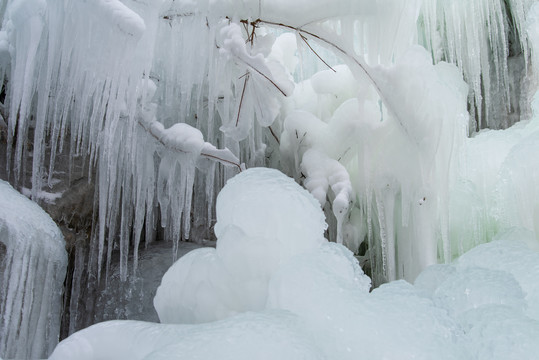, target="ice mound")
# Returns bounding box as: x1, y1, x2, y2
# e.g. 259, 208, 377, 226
154, 167, 333, 324
49, 311, 322, 360
414, 229, 539, 360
